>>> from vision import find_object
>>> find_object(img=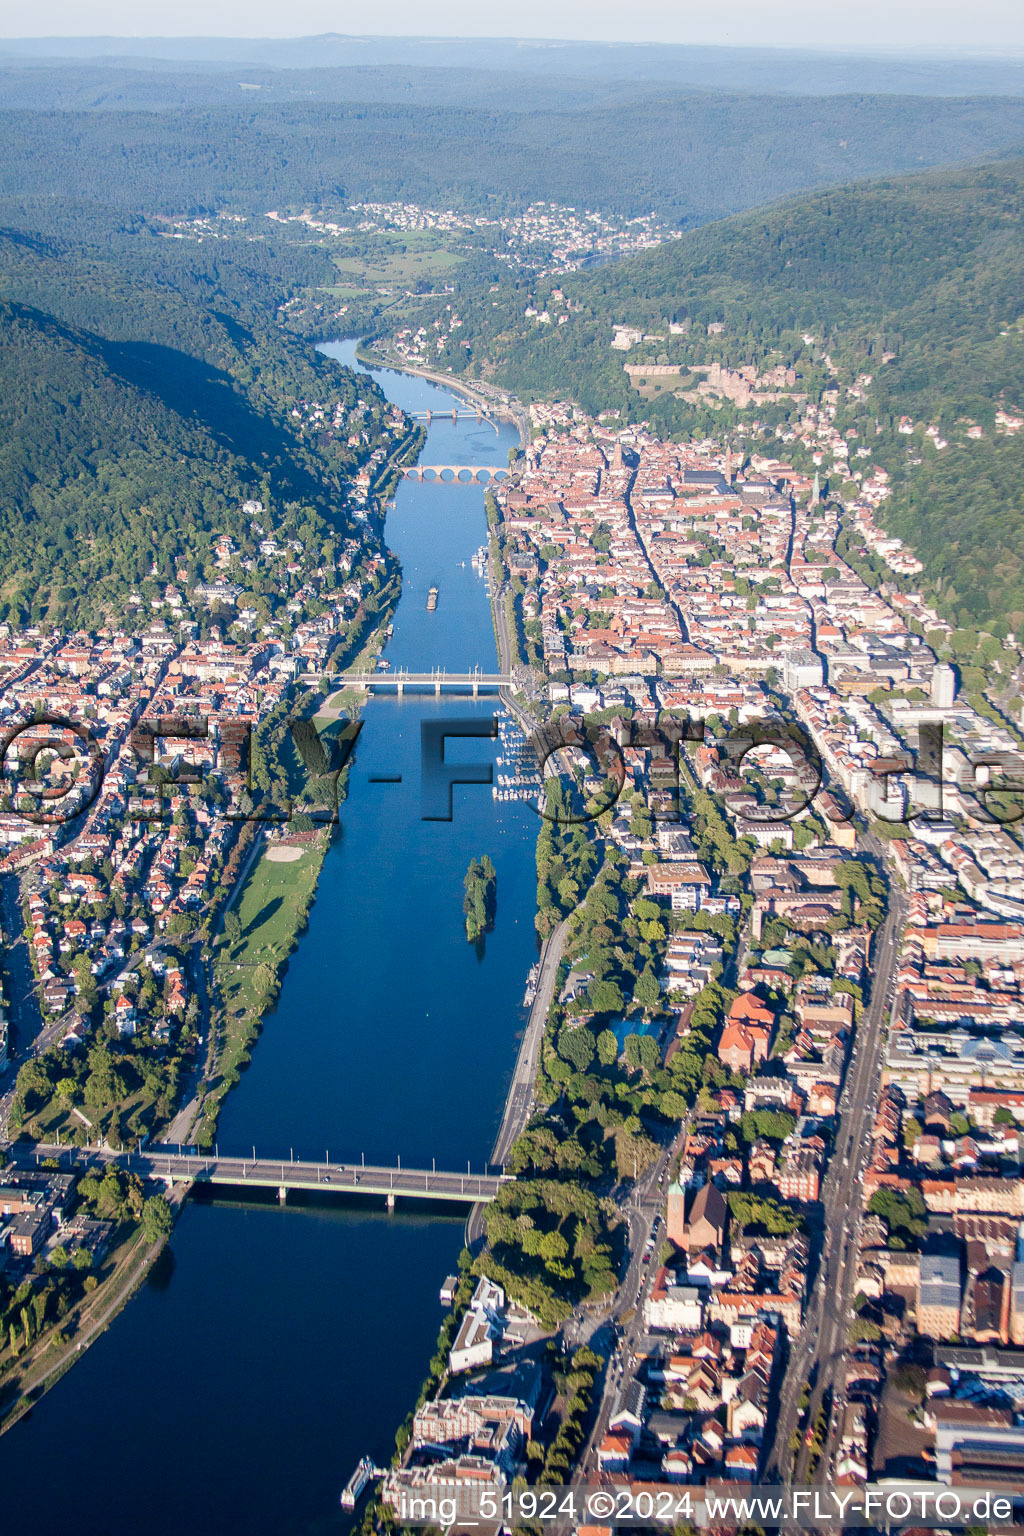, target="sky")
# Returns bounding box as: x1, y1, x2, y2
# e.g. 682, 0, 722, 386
3, 1, 1024, 57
